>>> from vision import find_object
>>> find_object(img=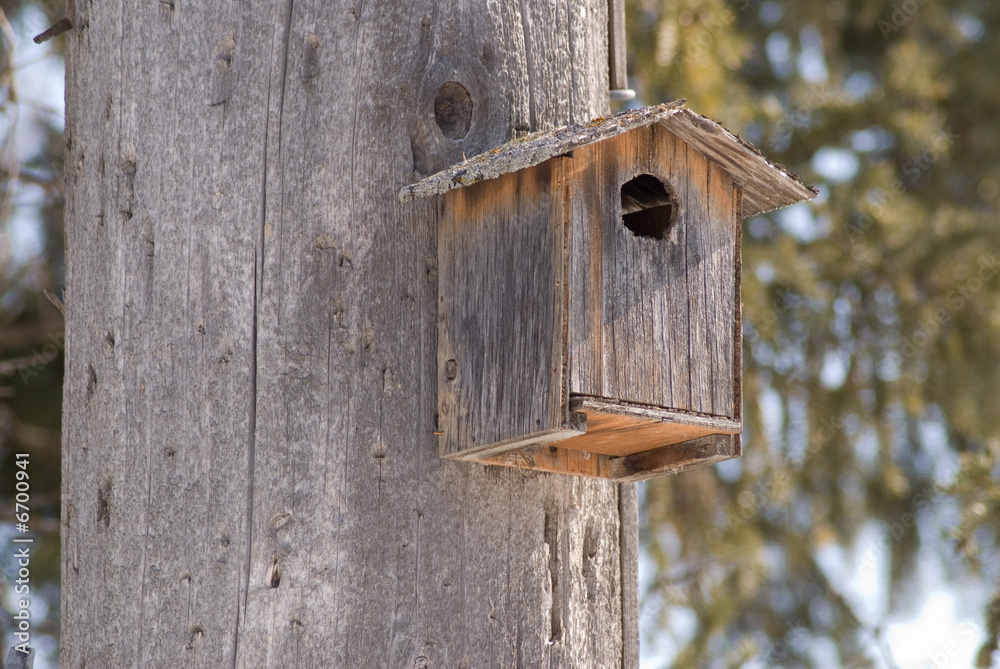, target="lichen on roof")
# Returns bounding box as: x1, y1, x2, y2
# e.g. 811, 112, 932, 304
399, 102, 687, 202
399, 100, 817, 217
